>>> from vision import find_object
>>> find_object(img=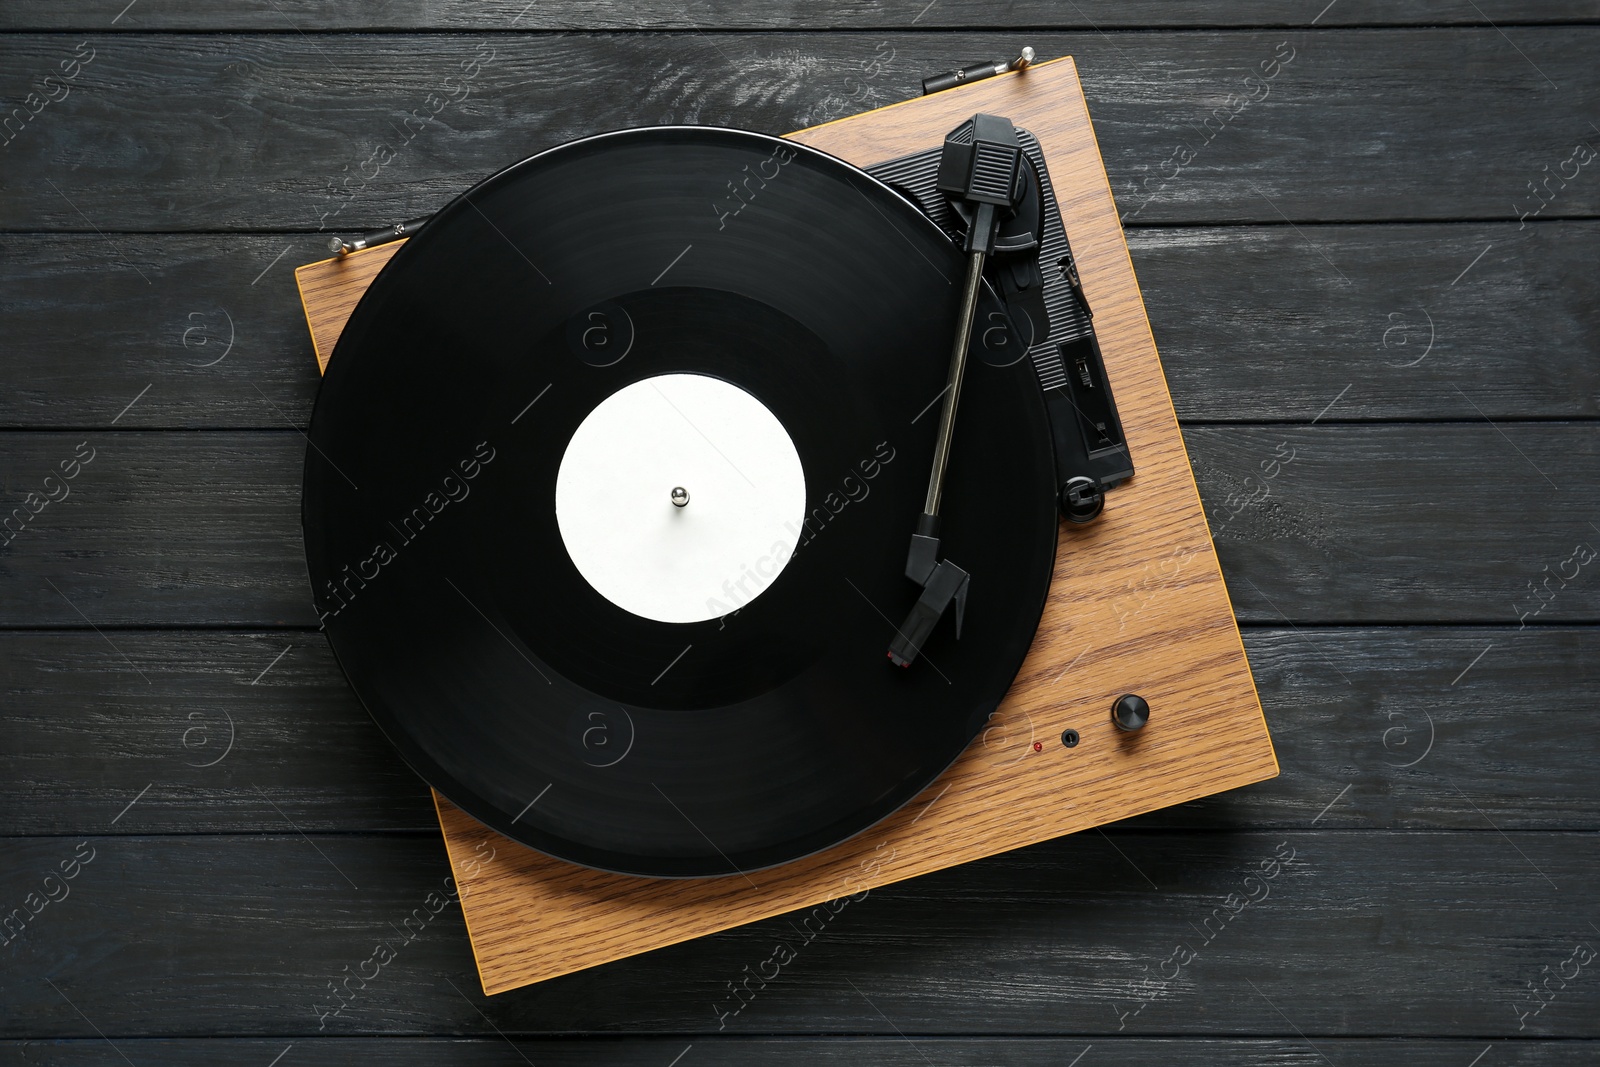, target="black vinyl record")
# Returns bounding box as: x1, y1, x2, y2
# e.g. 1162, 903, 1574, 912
303, 126, 1058, 877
